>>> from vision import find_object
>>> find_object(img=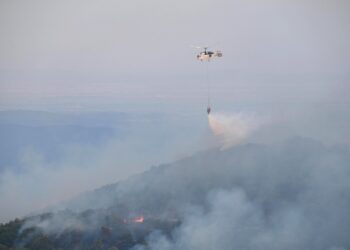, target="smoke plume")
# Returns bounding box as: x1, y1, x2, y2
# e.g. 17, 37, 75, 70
128, 138, 350, 250
15, 137, 350, 250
